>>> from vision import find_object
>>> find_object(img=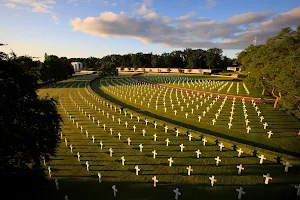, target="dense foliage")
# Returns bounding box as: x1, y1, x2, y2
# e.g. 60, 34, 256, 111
238, 26, 300, 117
0, 58, 62, 198
68, 48, 236, 71
40, 54, 74, 83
